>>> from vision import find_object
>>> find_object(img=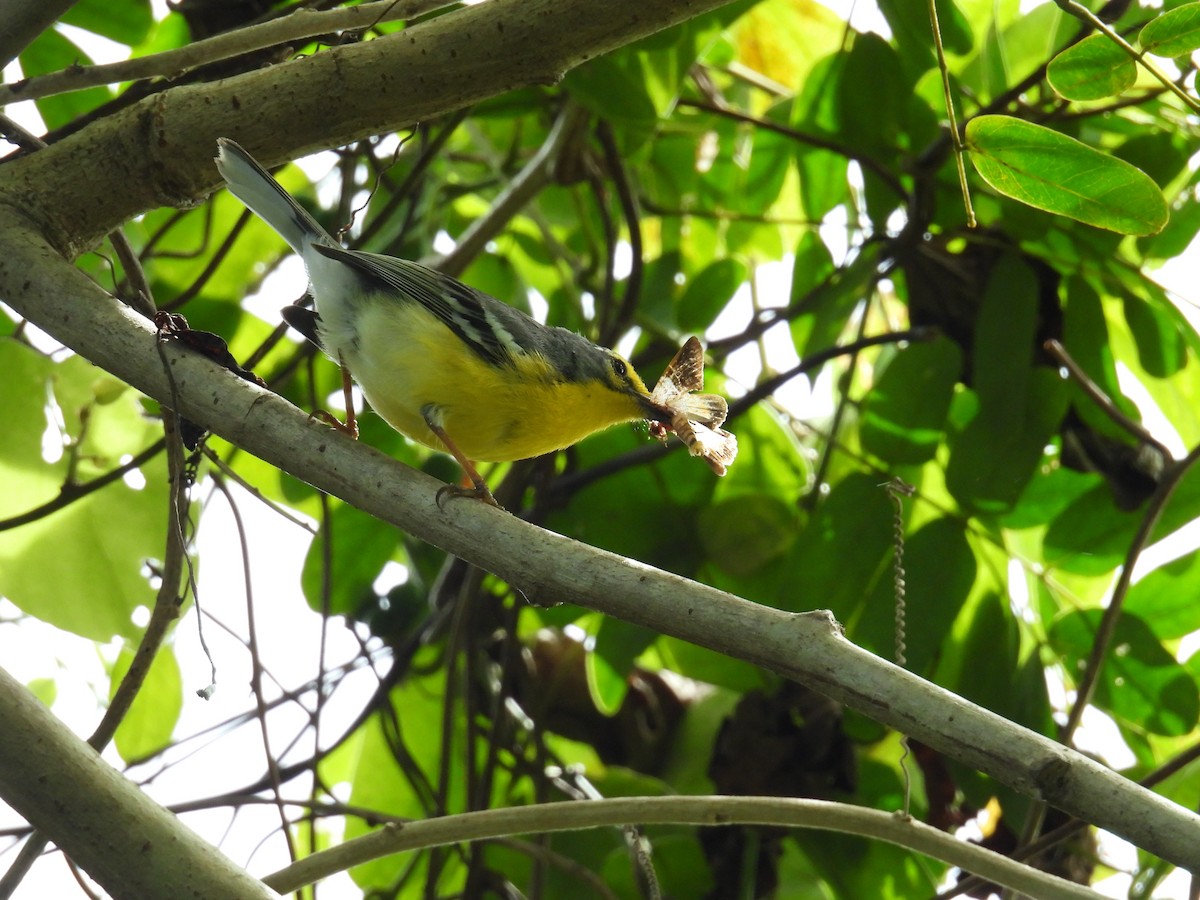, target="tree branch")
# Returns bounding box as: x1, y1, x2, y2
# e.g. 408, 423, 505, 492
2, 206, 1199, 875
266, 796, 1105, 899
0, 662, 279, 899
0, 0, 742, 257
